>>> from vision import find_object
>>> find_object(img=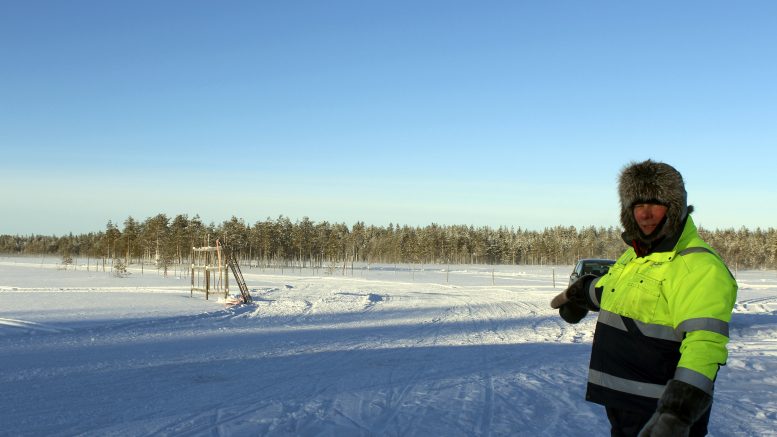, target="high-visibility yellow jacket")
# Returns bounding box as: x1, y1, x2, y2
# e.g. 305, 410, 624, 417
584, 215, 738, 412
